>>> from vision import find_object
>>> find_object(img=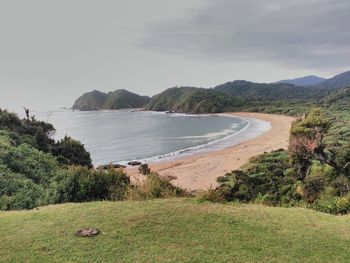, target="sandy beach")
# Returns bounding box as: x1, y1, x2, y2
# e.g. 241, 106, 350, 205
127, 112, 295, 191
